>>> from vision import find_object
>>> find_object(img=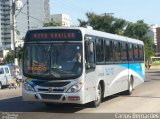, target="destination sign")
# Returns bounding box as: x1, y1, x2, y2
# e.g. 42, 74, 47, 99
26, 29, 82, 42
